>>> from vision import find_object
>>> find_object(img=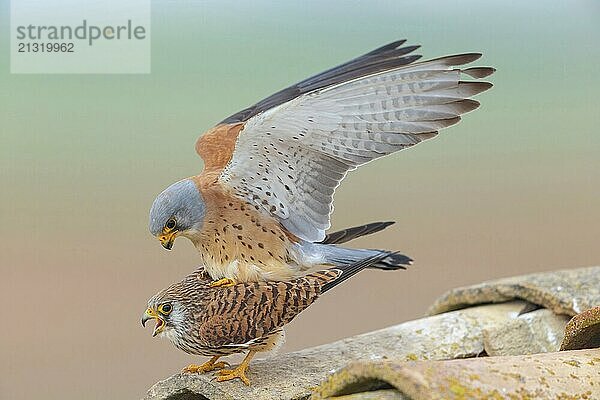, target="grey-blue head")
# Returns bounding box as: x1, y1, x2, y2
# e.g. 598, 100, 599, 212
149, 179, 206, 250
